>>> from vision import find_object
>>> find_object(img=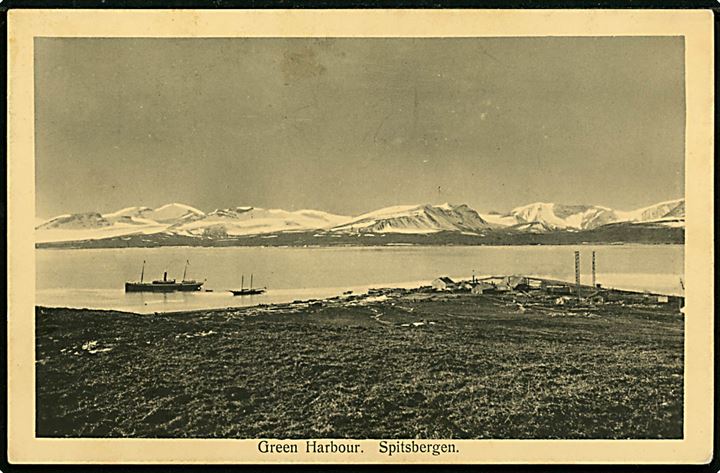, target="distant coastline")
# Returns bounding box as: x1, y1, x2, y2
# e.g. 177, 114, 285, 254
36, 225, 683, 250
